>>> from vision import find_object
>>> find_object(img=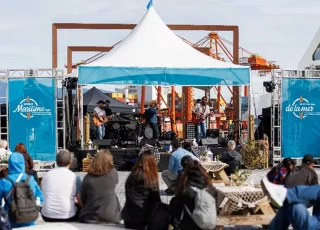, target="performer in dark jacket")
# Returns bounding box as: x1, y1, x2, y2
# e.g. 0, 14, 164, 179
170, 160, 217, 230
121, 150, 161, 229
147, 101, 159, 140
